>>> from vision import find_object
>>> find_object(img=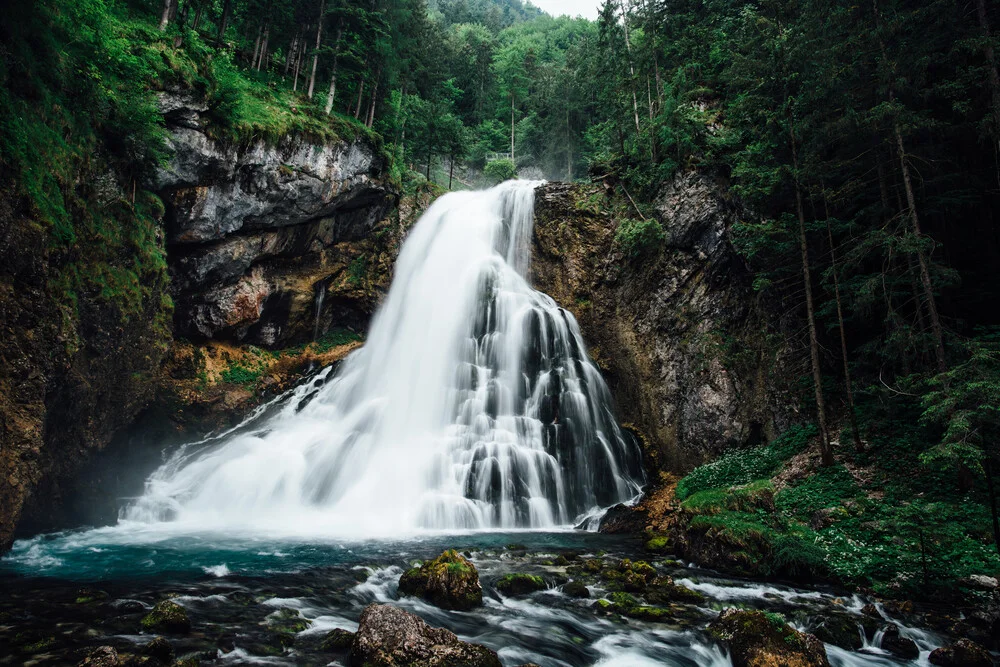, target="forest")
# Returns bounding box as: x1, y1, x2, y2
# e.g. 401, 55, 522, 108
2, 0, 1000, 663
